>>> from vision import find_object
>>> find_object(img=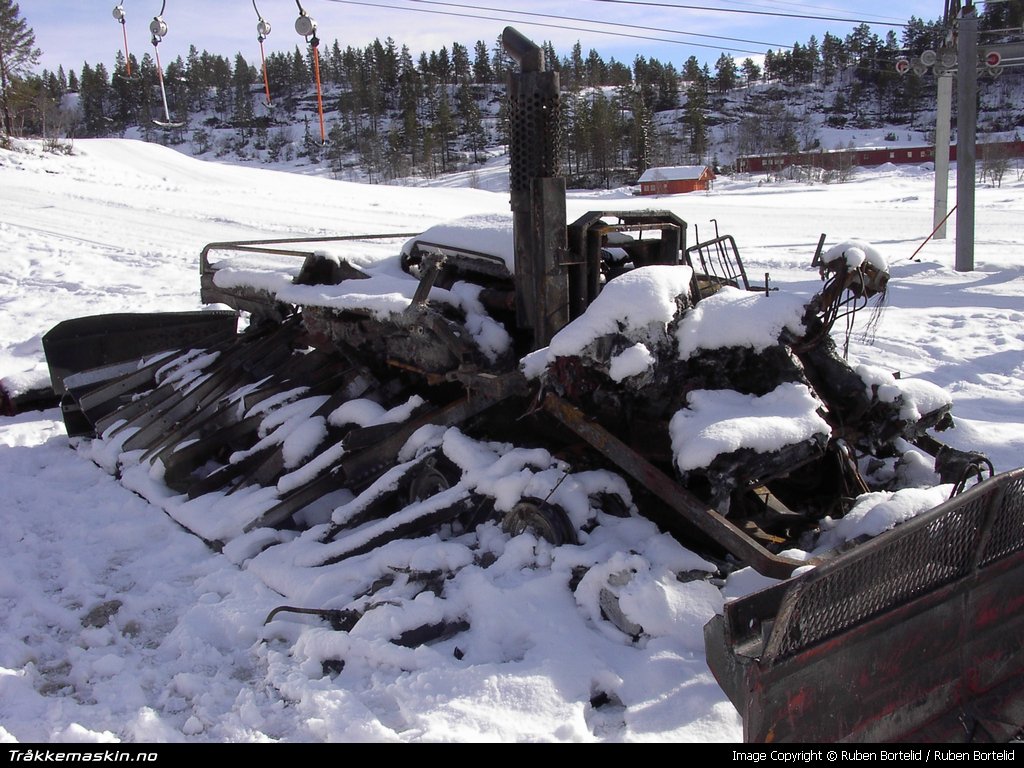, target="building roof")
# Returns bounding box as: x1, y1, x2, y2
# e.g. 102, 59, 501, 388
638, 165, 710, 183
